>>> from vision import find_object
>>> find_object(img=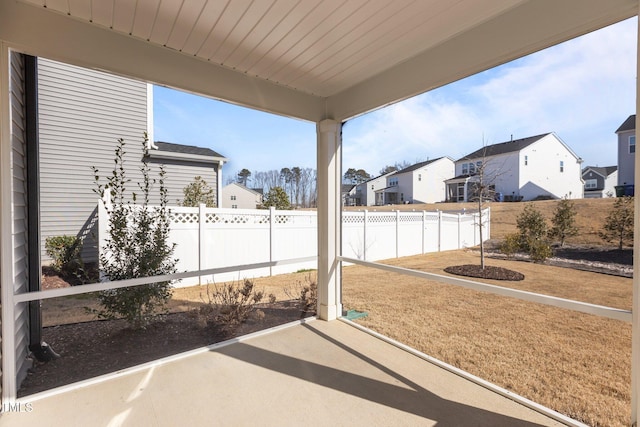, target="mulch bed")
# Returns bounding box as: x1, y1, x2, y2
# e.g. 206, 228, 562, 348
18, 303, 315, 397
444, 264, 525, 281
